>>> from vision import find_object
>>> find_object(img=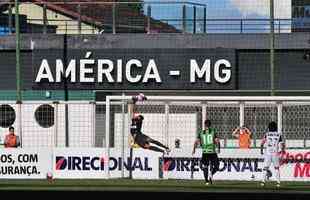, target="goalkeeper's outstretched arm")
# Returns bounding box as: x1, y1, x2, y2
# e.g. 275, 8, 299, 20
129, 93, 147, 118
128, 101, 135, 119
